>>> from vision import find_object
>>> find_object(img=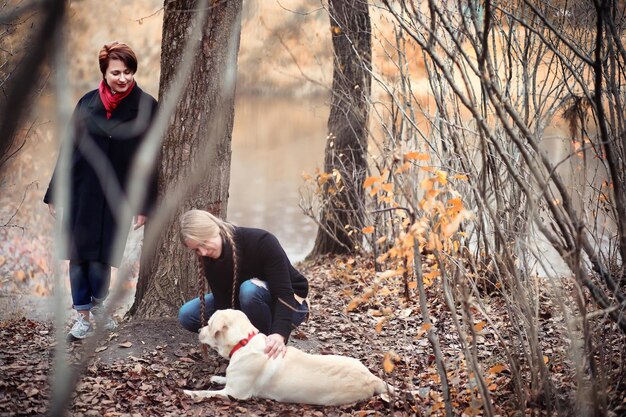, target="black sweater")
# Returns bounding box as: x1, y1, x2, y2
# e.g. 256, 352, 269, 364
202, 226, 308, 340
